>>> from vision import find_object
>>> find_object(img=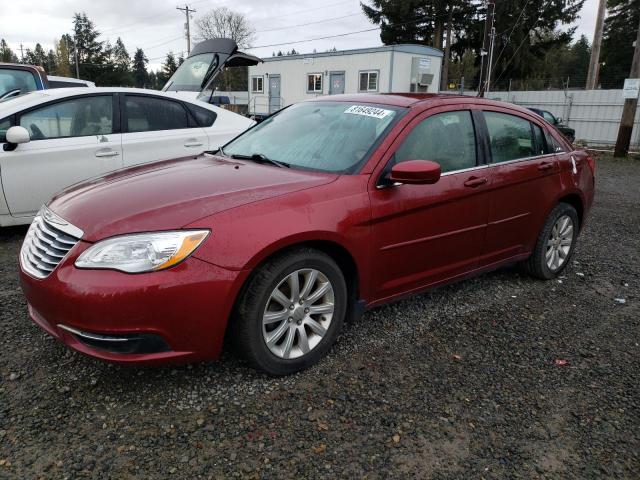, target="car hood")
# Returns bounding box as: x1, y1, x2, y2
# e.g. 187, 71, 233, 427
48, 155, 337, 242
